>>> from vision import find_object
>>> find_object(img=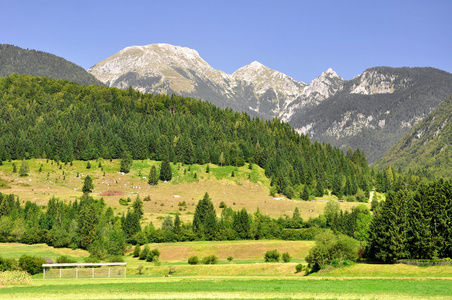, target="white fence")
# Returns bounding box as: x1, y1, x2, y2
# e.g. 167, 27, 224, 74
42, 262, 127, 279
